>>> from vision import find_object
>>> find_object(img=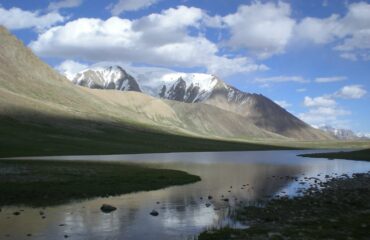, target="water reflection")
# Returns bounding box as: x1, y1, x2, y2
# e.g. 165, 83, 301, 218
1, 151, 370, 240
